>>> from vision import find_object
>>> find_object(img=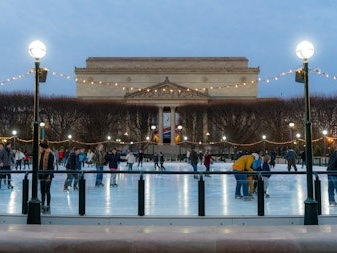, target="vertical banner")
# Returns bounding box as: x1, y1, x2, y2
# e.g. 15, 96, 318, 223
163, 112, 171, 140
